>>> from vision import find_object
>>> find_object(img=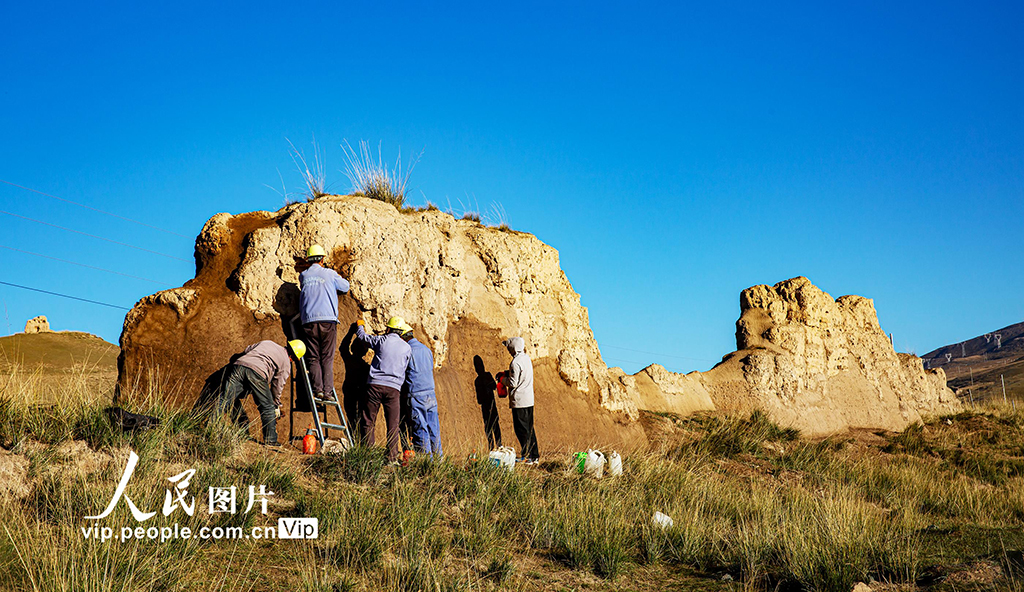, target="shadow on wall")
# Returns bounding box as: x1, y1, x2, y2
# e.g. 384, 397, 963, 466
474, 355, 502, 449
340, 322, 370, 427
